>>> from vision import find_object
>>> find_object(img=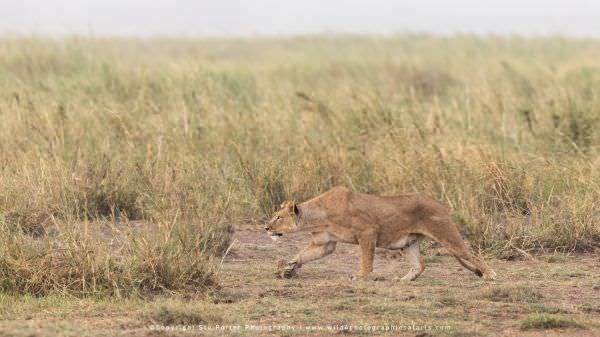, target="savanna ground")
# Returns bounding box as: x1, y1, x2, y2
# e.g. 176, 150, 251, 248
1, 228, 600, 336
1, 36, 600, 335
